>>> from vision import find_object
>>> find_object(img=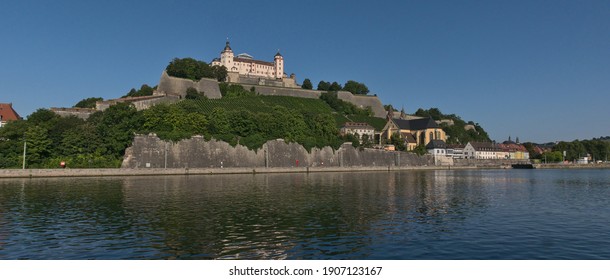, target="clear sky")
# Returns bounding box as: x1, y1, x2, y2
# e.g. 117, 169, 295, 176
1, 0, 608, 143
